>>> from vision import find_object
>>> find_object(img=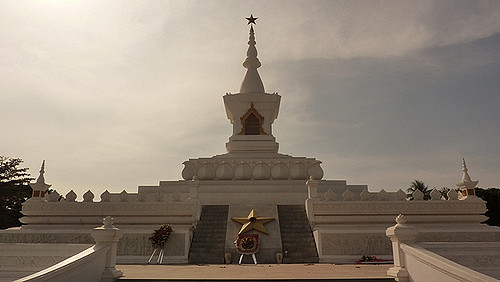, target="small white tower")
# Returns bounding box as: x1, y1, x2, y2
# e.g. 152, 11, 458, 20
456, 158, 479, 199
29, 160, 52, 201
223, 15, 281, 154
